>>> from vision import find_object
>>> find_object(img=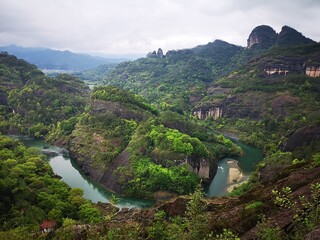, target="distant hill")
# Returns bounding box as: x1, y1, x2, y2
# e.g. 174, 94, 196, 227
103, 25, 318, 114
0, 45, 127, 71
74, 63, 118, 84
0, 52, 90, 135
103, 40, 244, 112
